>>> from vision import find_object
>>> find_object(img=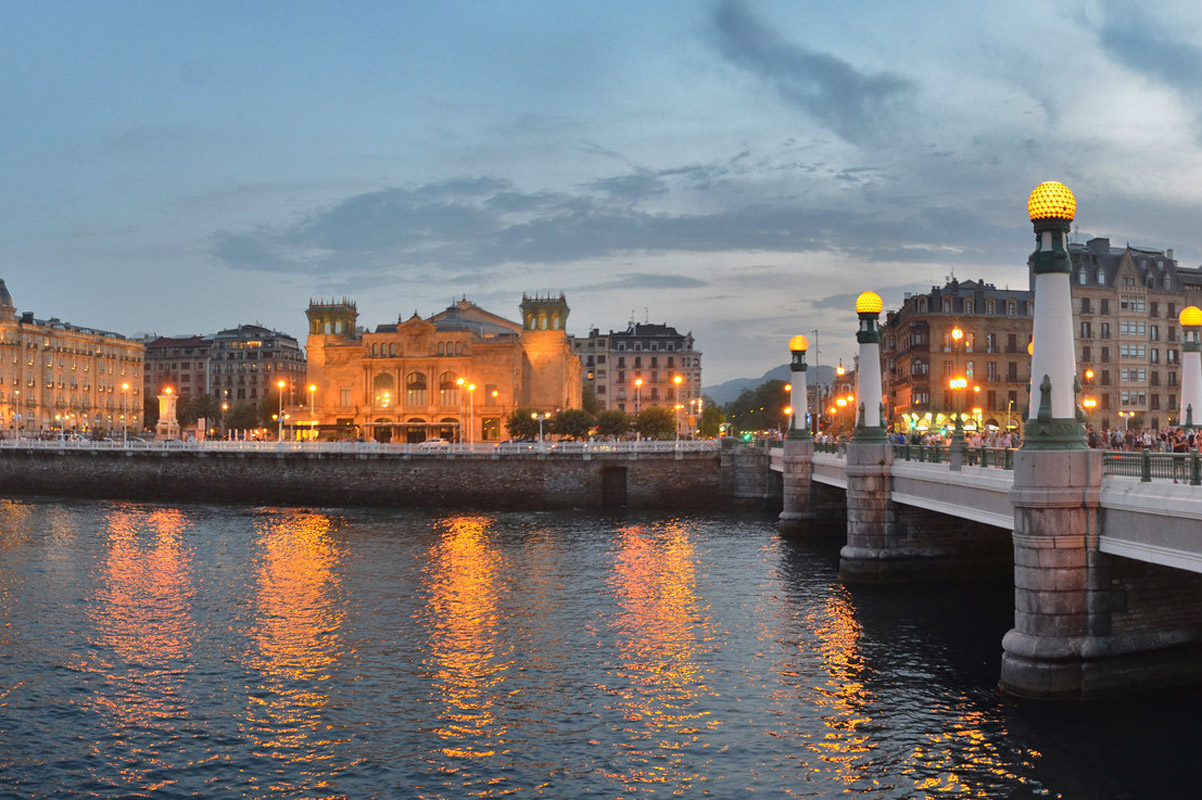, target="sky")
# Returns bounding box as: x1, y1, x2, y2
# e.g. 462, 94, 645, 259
6, 1, 1202, 385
